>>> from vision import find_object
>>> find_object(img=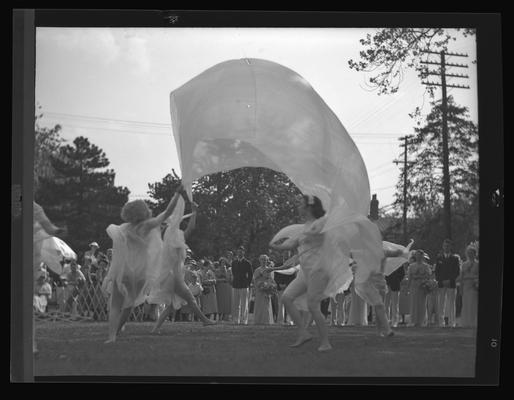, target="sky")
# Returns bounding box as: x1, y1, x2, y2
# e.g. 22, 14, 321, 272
35, 27, 478, 211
